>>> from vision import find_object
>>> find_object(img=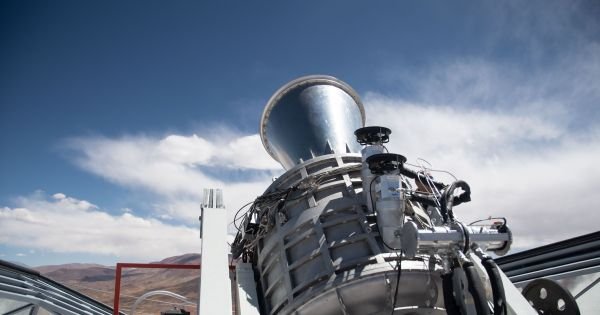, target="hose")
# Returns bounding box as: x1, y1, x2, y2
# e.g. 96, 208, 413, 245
481, 257, 507, 315
441, 180, 471, 223
409, 191, 439, 207
463, 261, 491, 315
441, 271, 462, 315
398, 165, 446, 190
